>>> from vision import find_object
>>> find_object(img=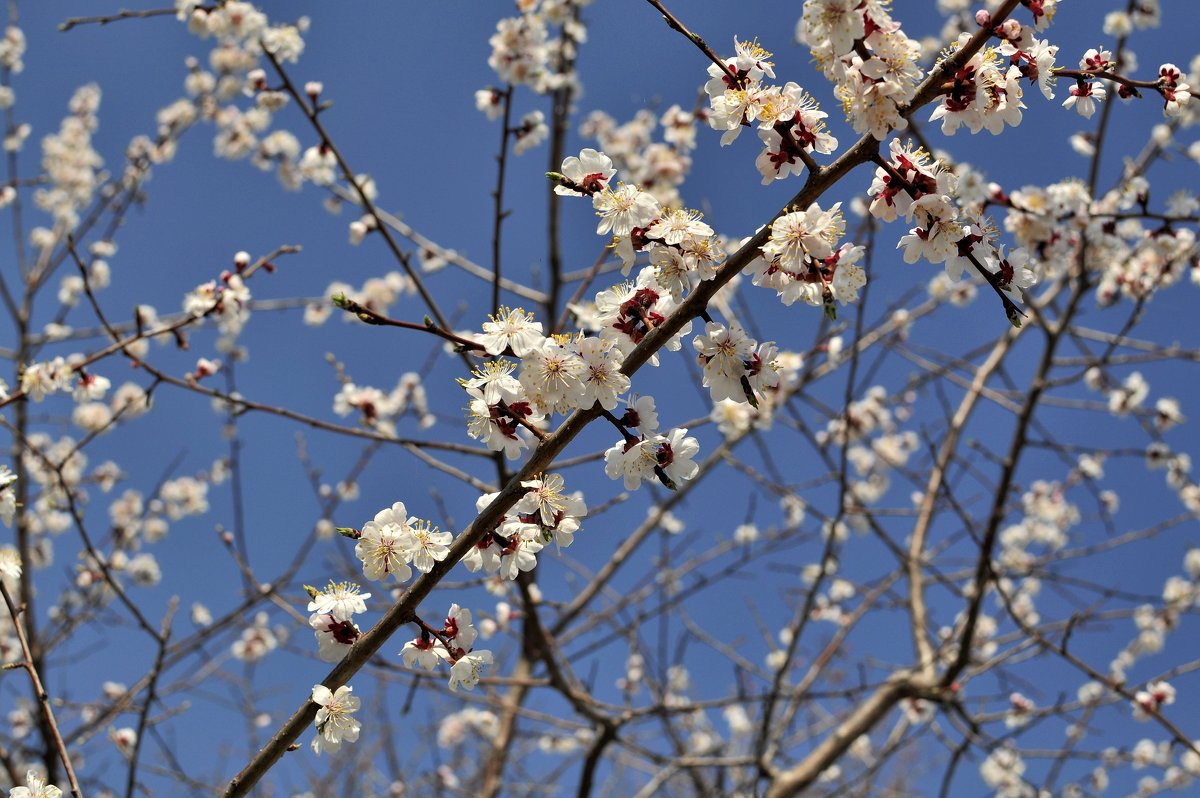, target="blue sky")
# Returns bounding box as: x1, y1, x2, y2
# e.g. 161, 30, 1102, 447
5, 1, 1200, 795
